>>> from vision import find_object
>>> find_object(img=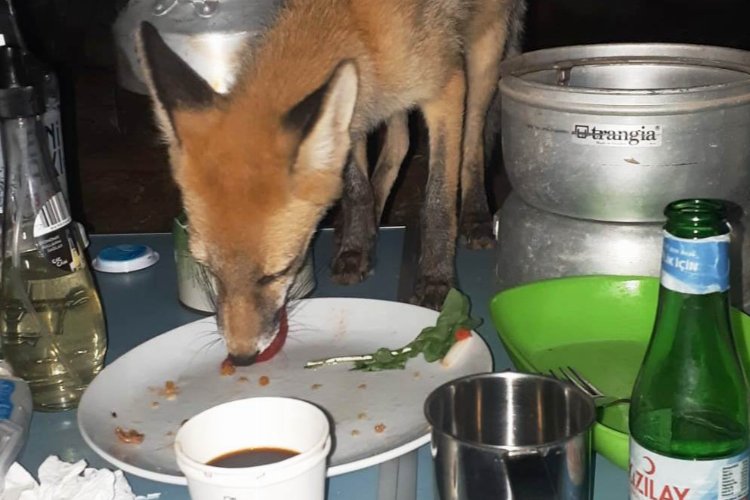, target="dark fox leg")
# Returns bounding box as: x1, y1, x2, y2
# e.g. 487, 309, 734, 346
331, 137, 376, 284
411, 69, 465, 310
484, 0, 526, 170
371, 112, 410, 221
505, 0, 527, 58
459, 19, 511, 249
